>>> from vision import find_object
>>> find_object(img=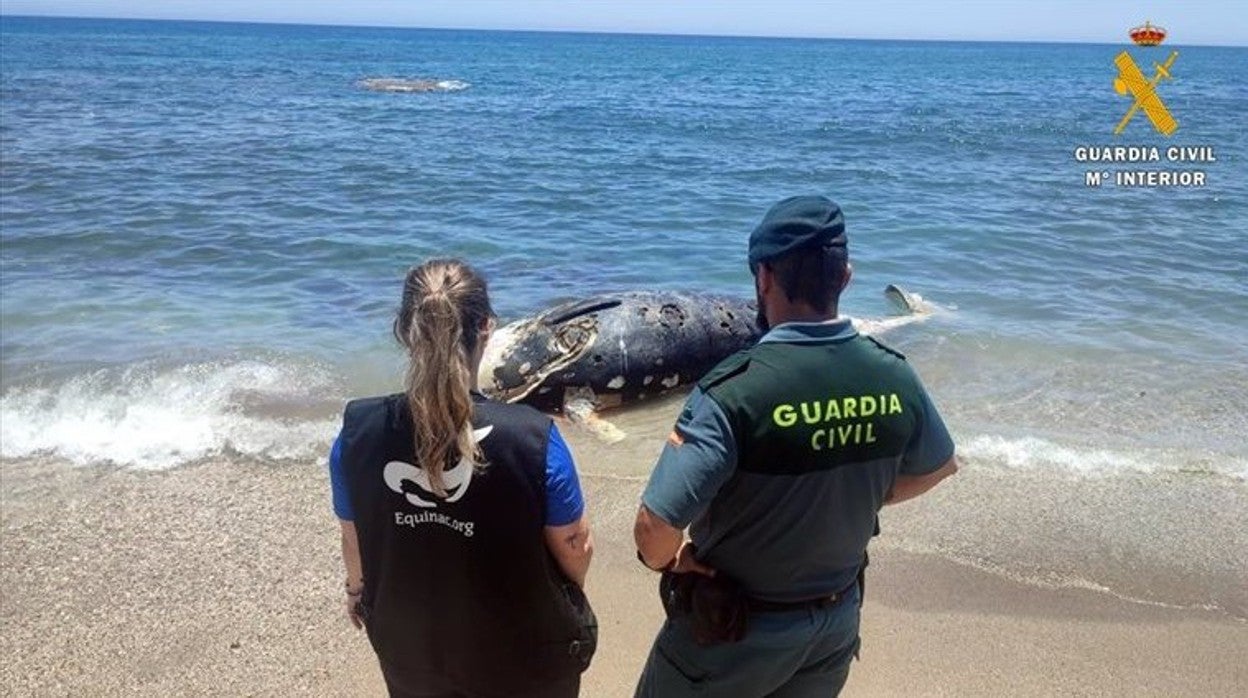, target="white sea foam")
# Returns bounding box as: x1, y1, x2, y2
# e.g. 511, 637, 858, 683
884, 539, 1228, 615
434, 79, 470, 91
962, 433, 1246, 481
0, 360, 341, 470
